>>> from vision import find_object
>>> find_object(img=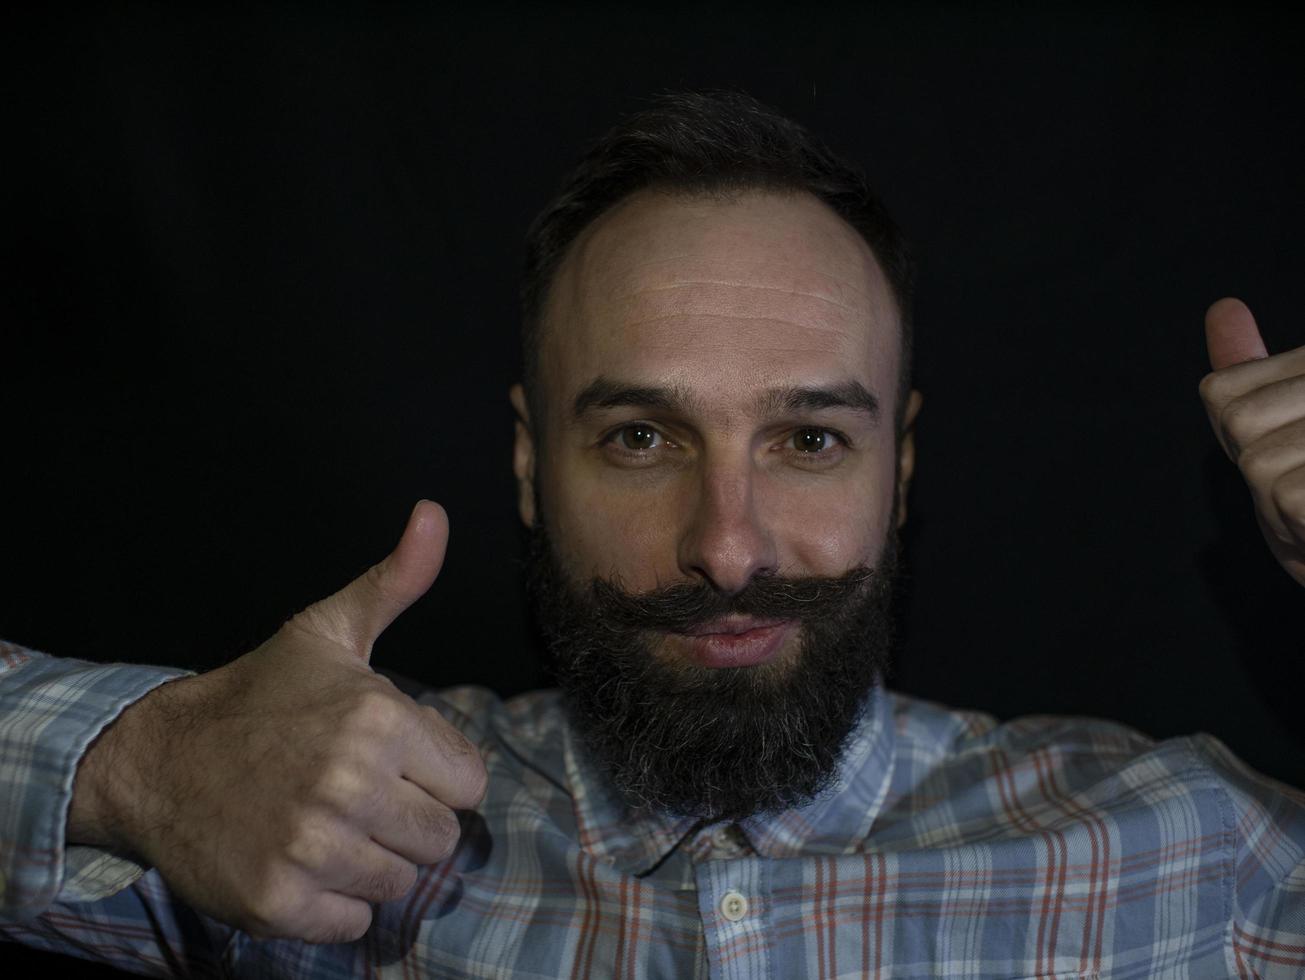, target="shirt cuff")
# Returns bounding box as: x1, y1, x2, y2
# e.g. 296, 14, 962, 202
0, 647, 193, 918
